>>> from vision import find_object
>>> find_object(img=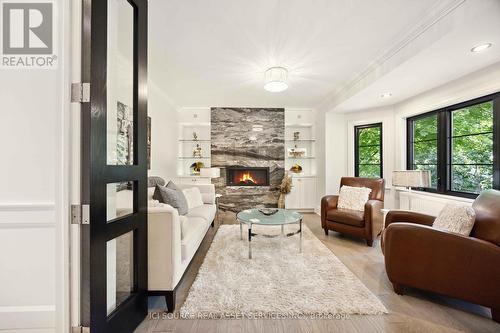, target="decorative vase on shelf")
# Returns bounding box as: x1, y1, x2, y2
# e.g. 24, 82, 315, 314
192, 144, 202, 157
290, 163, 303, 173
190, 161, 205, 174
193, 131, 198, 141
